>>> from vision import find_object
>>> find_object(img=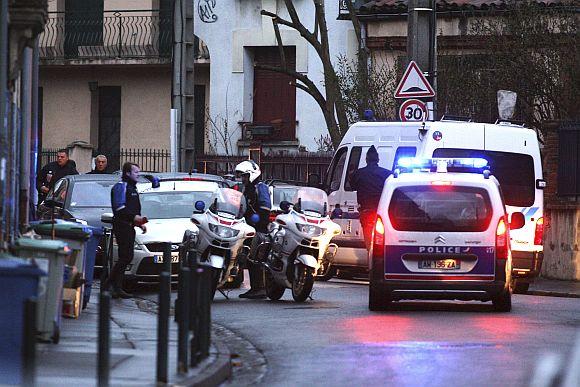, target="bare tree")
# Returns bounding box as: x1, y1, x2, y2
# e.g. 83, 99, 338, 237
438, 0, 579, 134
259, 0, 353, 149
